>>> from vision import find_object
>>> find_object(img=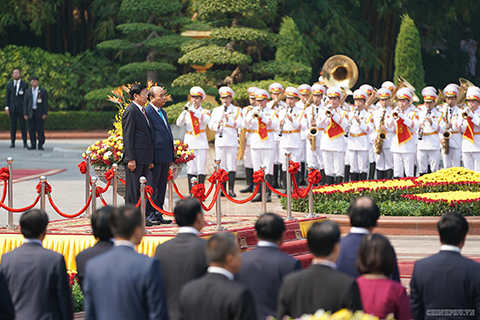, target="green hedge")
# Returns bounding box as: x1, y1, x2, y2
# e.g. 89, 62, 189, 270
0, 111, 116, 131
